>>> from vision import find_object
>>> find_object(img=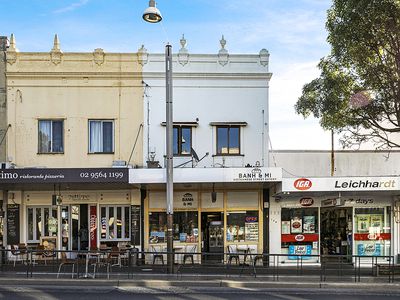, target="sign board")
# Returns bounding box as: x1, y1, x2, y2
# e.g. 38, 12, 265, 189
283, 177, 399, 192
0, 168, 129, 184
6, 204, 20, 245
89, 206, 97, 250
130, 205, 140, 246
129, 167, 282, 184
